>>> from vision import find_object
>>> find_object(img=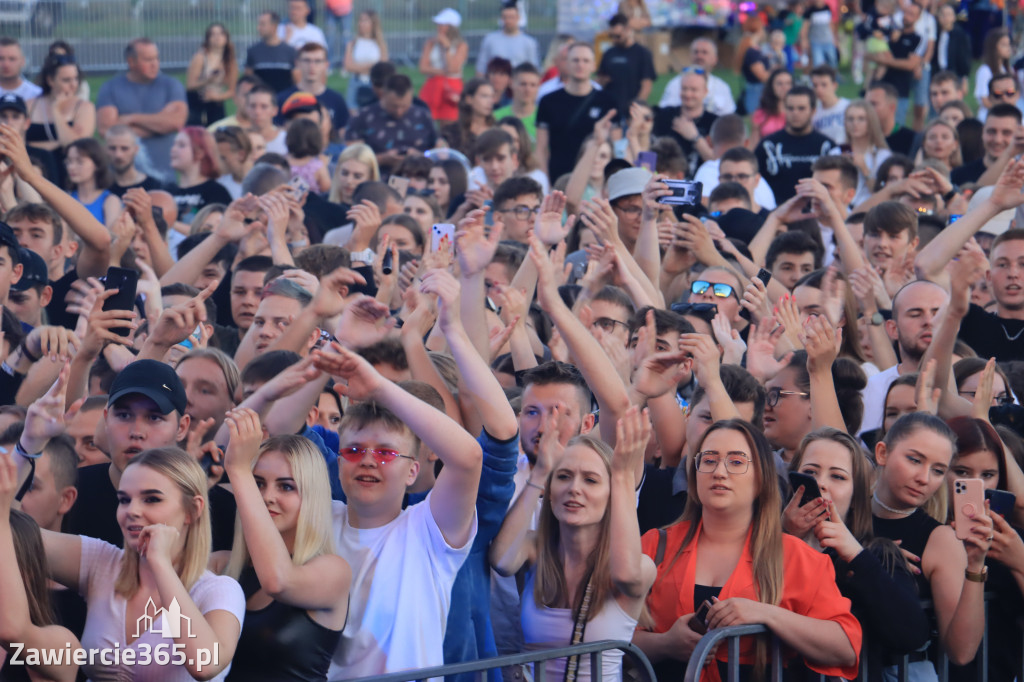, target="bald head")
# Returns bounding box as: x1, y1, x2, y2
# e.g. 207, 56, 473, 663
892, 279, 948, 320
